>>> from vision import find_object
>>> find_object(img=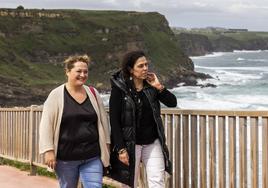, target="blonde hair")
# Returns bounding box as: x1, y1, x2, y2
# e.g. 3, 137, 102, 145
64, 54, 91, 71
